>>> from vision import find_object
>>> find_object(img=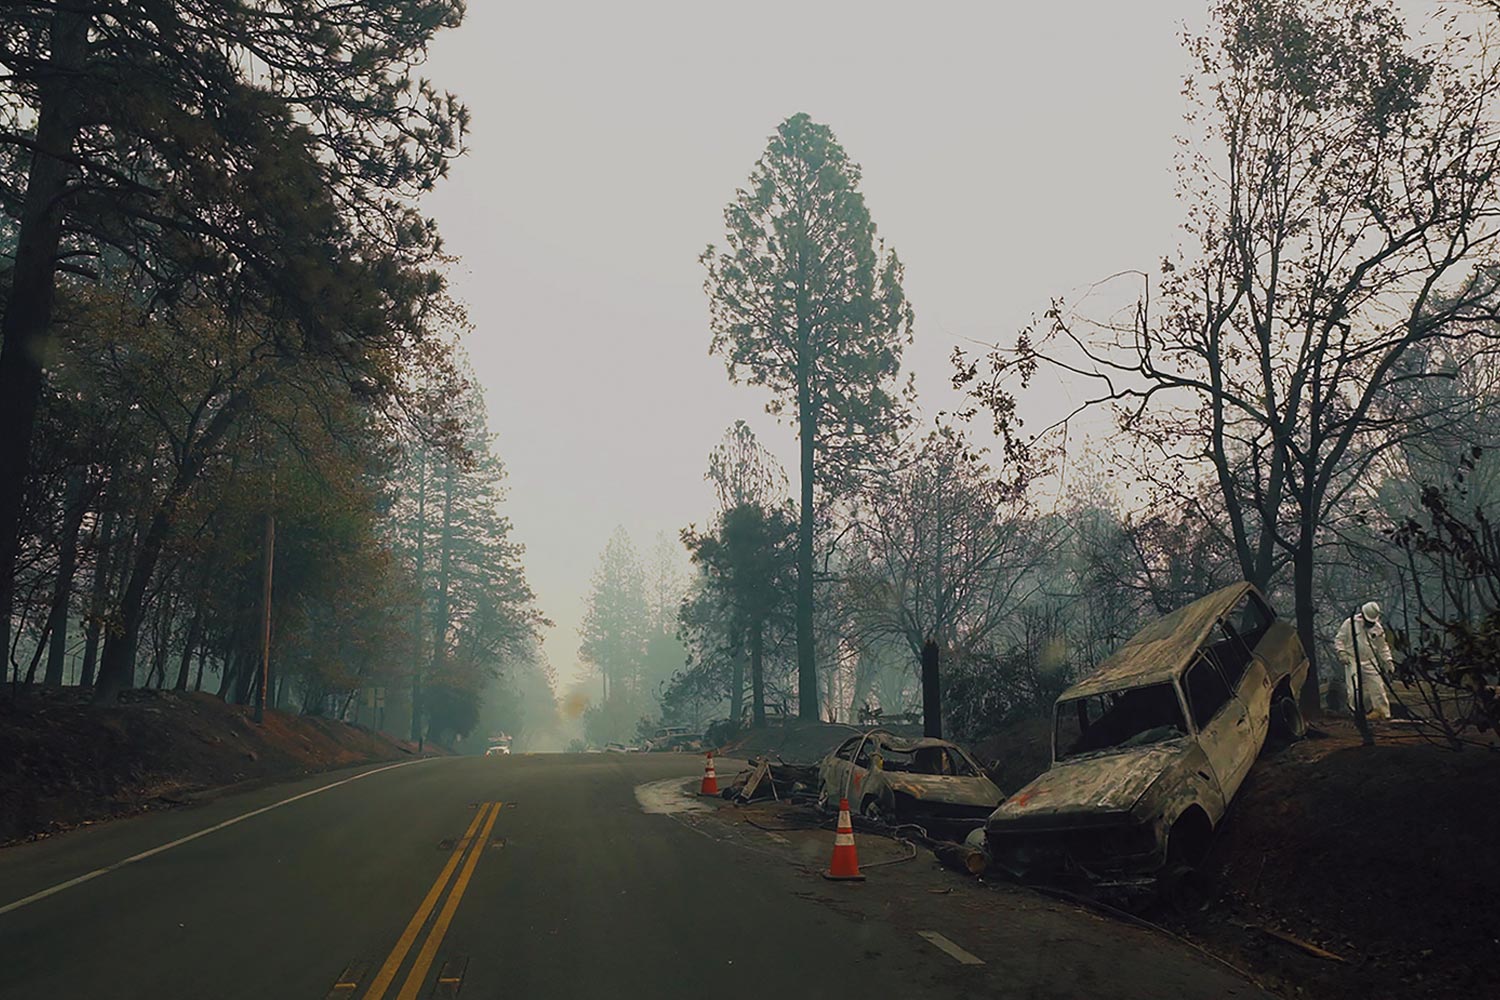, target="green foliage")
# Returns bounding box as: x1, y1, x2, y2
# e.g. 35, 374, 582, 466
701, 112, 913, 488
0, 0, 470, 665
581, 689, 652, 748
0, 0, 466, 281
578, 527, 650, 701
707, 420, 787, 511
6, 266, 541, 746
680, 502, 797, 724
1390, 451, 1500, 743
685, 505, 797, 640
